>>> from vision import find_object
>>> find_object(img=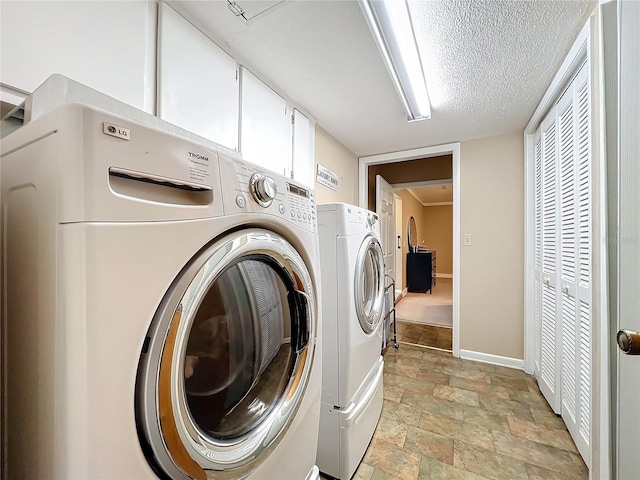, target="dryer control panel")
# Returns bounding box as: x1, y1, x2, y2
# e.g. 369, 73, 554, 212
339, 204, 382, 239
219, 155, 317, 233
